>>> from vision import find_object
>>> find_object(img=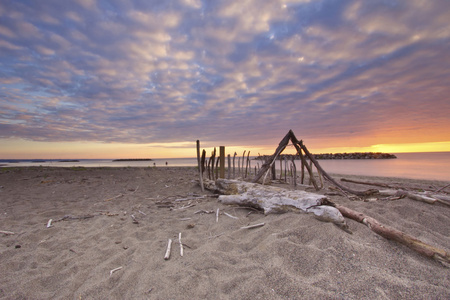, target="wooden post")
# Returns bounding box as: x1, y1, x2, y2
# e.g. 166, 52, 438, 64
271, 161, 276, 180
245, 151, 250, 178
220, 146, 225, 179
227, 154, 231, 179
233, 152, 237, 179
211, 148, 216, 180
196, 140, 204, 192
242, 151, 246, 178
